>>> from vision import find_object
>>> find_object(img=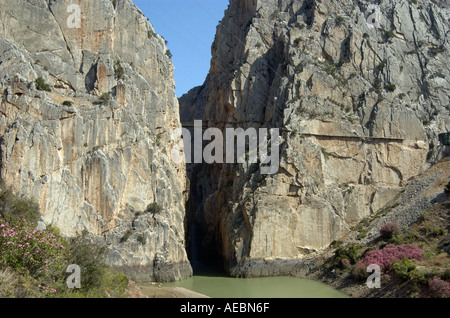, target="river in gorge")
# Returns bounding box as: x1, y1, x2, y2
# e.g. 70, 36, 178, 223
149, 221, 348, 298
159, 266, 348, 298
162, 275, 347, 298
